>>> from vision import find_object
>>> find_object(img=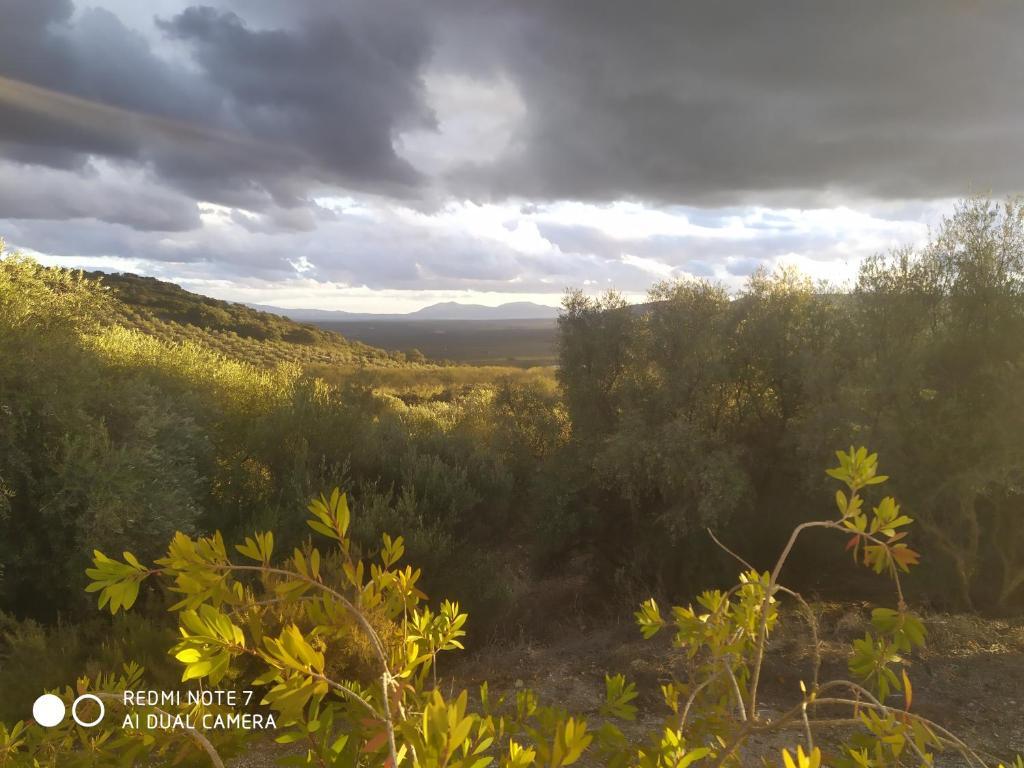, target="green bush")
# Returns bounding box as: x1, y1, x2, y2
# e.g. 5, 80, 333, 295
3, 448, 1018, 767
0, 252, 537, 630
550, 199, 1024, 610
